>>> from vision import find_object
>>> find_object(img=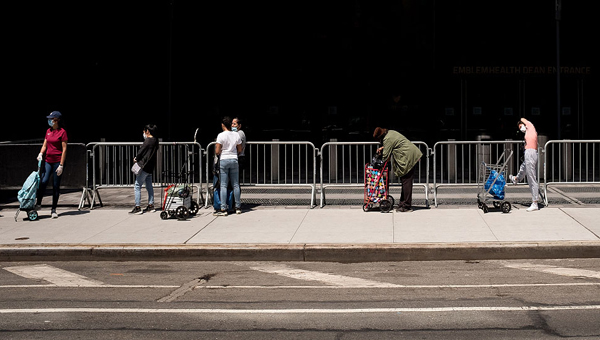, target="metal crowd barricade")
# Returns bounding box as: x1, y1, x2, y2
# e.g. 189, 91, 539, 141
205, 141, 318, 208
543, 140, 600, 206
432, 140, 529, 207
319, 141, 430, 208
80, 141, 203, 210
